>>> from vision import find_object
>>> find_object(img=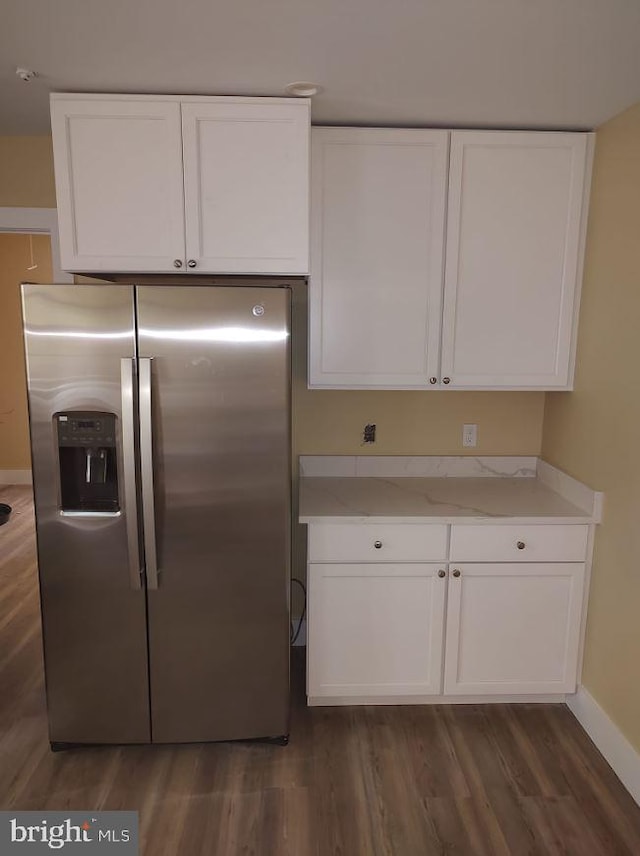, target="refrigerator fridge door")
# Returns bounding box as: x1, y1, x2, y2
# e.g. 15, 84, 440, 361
137, 285, 291, 742
21, 284, 150, 744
